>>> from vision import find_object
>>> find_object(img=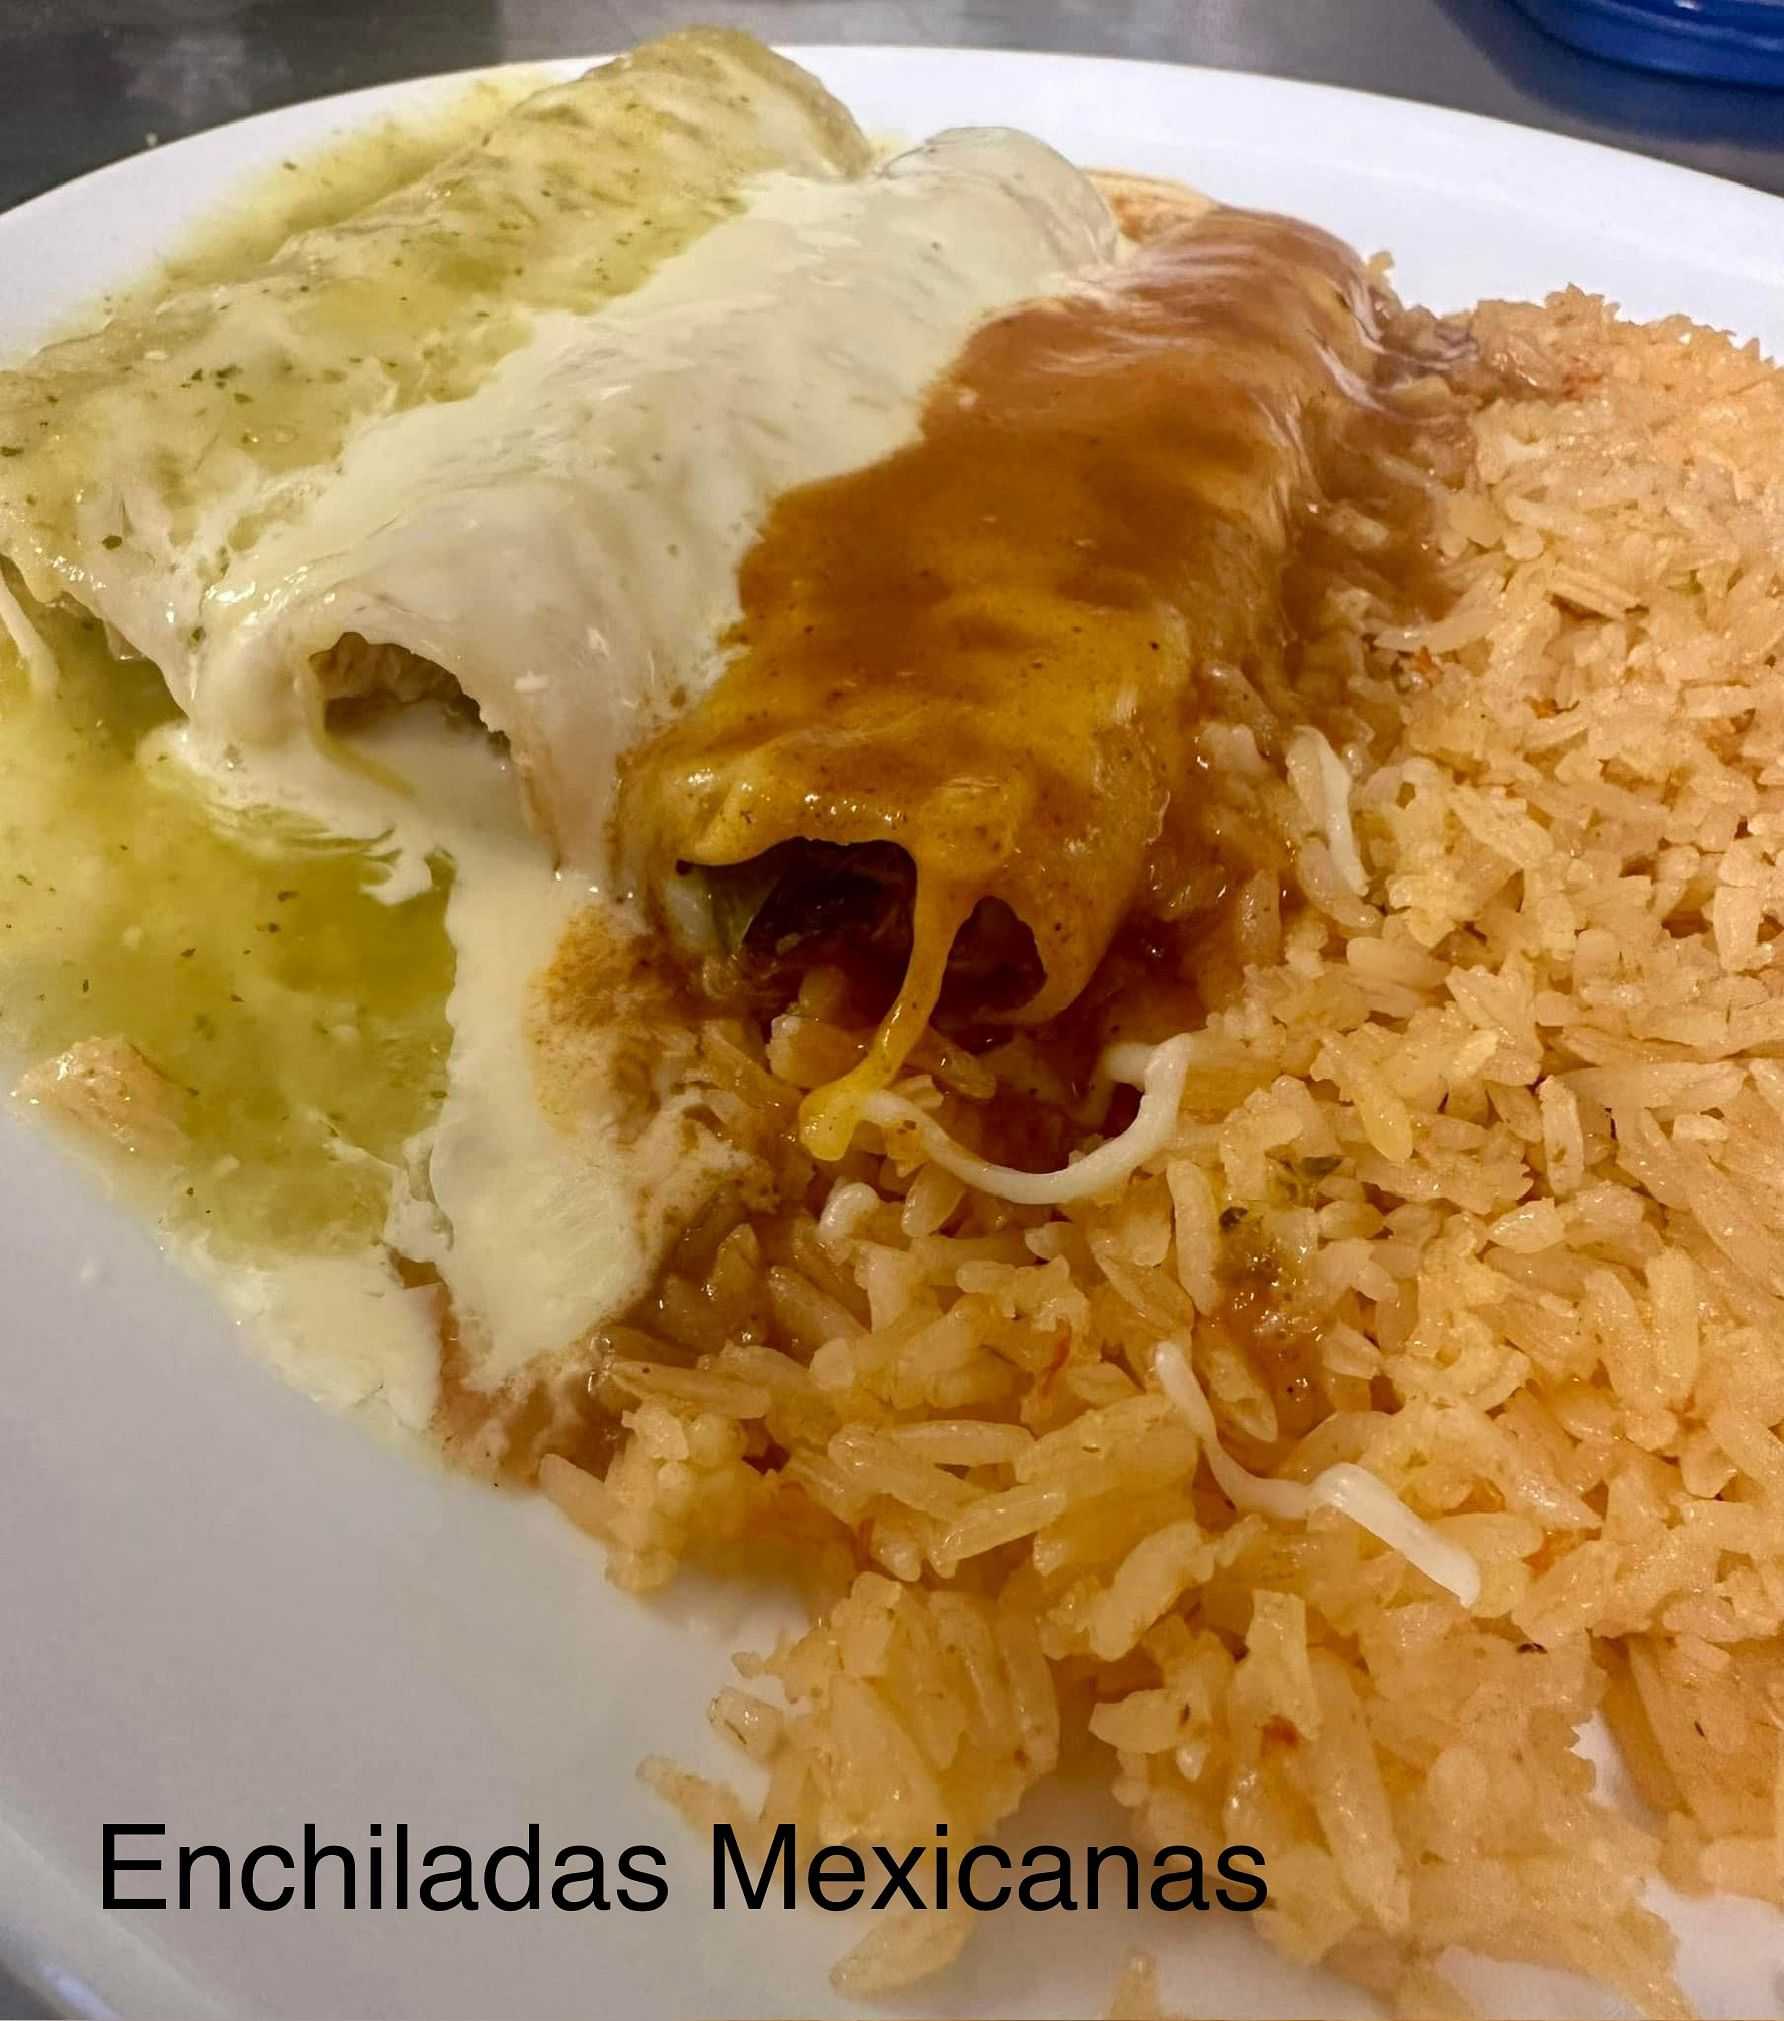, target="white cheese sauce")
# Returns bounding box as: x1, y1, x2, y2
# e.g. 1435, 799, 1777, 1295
159, 702, 662, 1397
172, 128, 1118, 865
